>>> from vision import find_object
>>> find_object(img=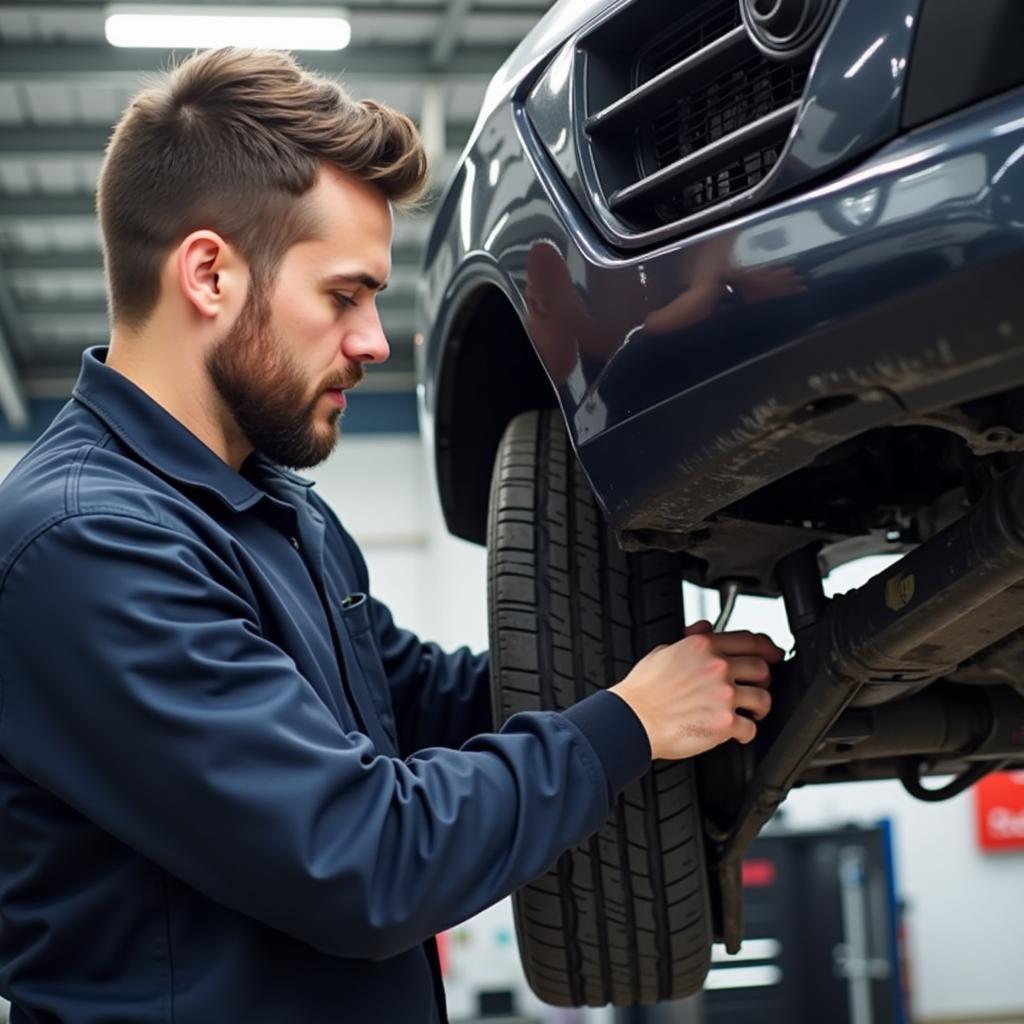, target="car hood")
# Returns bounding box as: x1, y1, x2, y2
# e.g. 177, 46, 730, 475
475, 0, 611, 133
